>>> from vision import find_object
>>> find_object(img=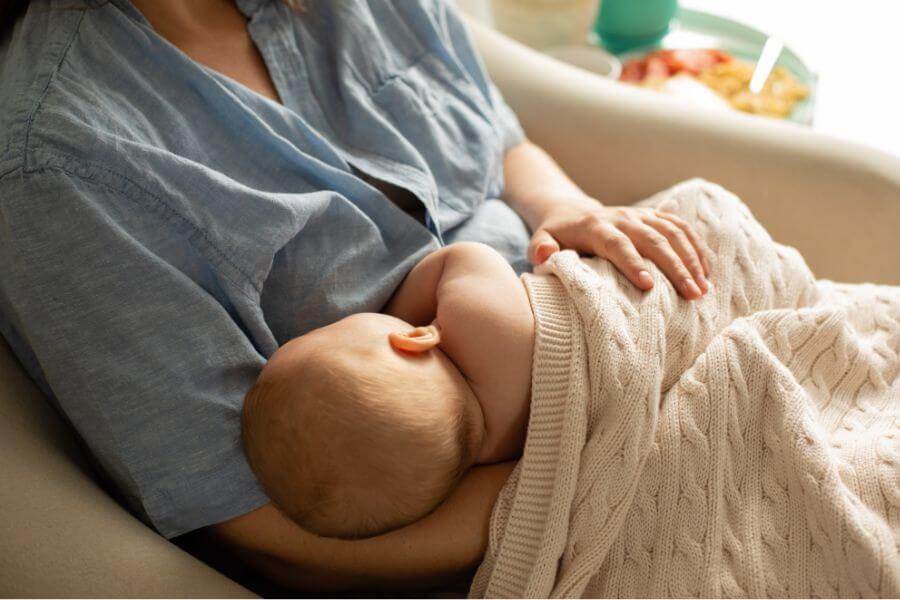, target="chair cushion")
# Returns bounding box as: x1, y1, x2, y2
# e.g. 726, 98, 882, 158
0, 337, 253, 597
